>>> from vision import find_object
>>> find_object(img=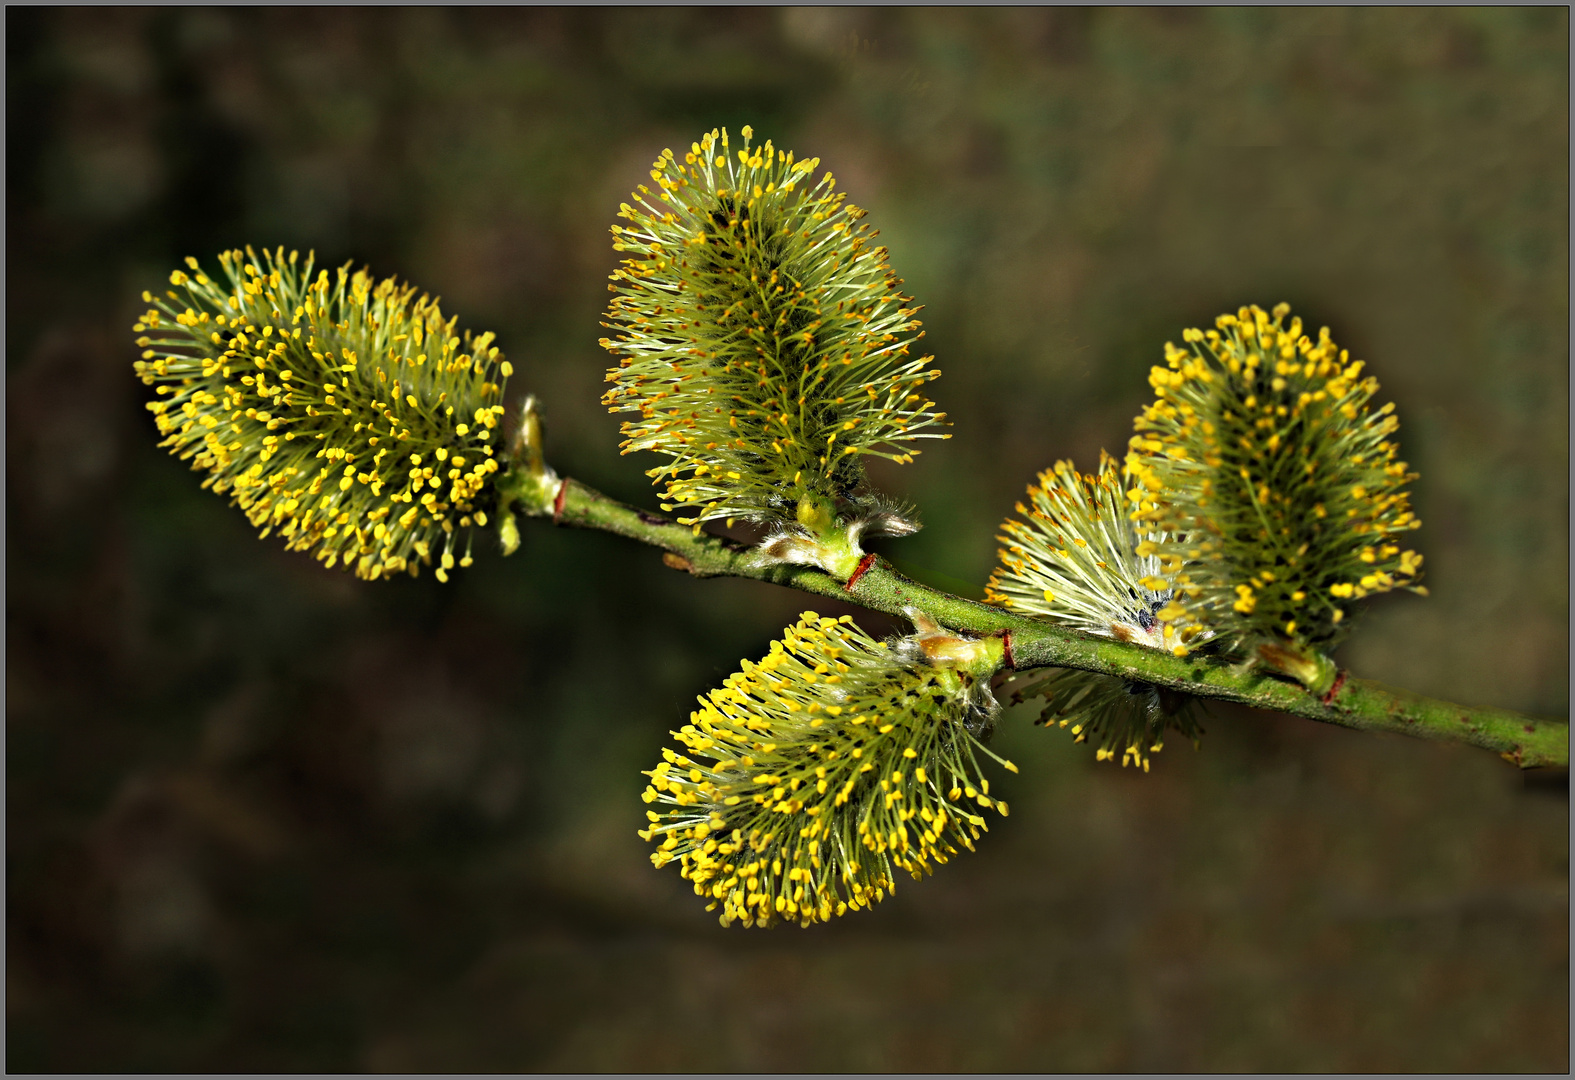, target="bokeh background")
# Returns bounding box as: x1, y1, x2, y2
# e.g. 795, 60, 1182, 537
7, 7, 1568, 1071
